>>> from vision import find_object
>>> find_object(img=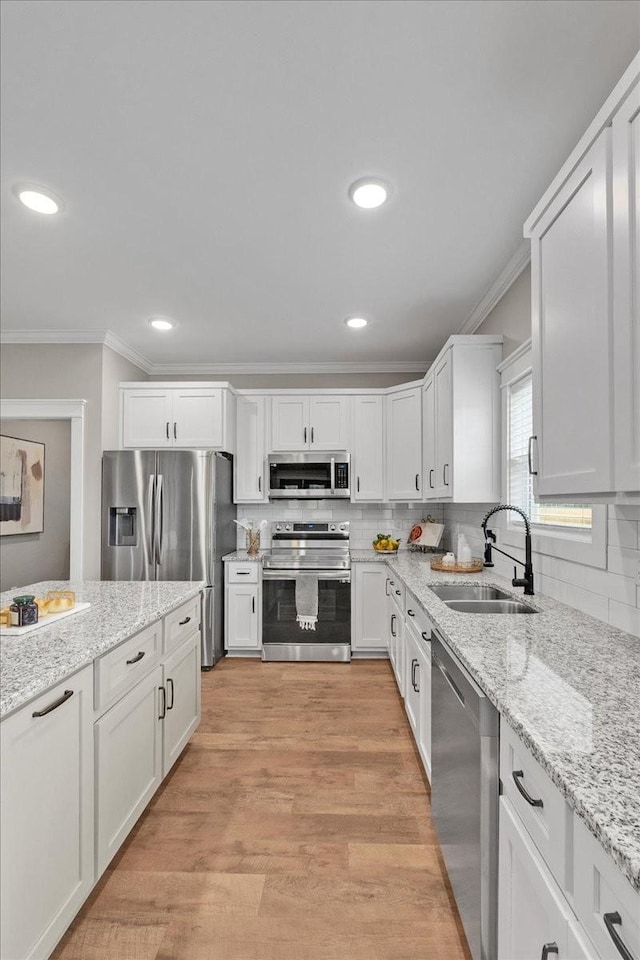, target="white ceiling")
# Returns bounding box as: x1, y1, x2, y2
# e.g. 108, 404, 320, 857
1, 0, 638, 369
